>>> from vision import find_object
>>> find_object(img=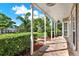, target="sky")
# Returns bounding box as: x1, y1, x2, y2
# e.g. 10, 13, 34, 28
0, 3, 44, 26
